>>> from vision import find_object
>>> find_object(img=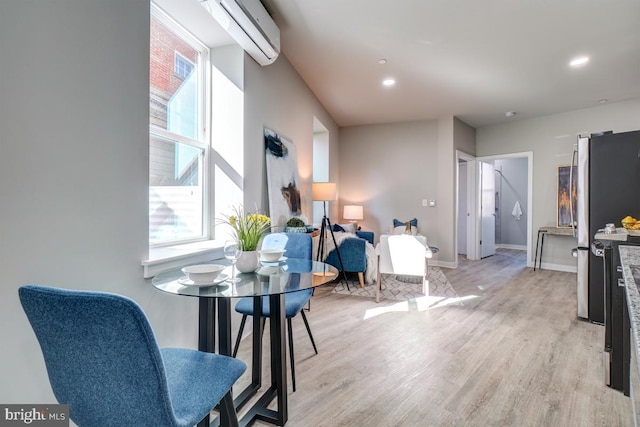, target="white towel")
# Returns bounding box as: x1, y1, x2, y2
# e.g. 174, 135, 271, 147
512, 201, 523, 221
